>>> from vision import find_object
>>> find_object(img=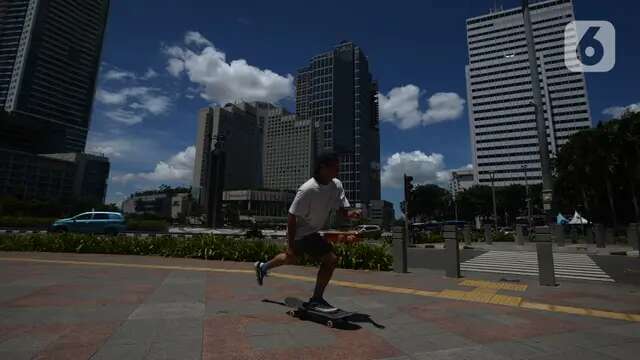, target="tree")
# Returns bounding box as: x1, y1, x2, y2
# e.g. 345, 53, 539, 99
617, 112, 640, 222
409, 184, 450, 221
555, 113, 640, 226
